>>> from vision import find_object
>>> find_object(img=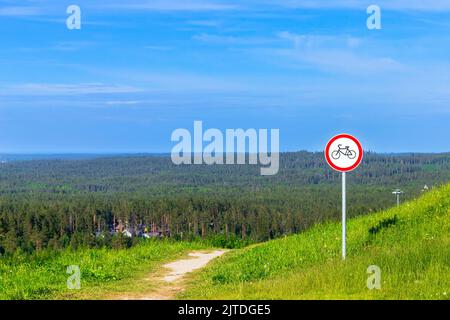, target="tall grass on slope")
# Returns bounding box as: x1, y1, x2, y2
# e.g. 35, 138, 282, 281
0, 240, 205, 300
181, 184, 450, 299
